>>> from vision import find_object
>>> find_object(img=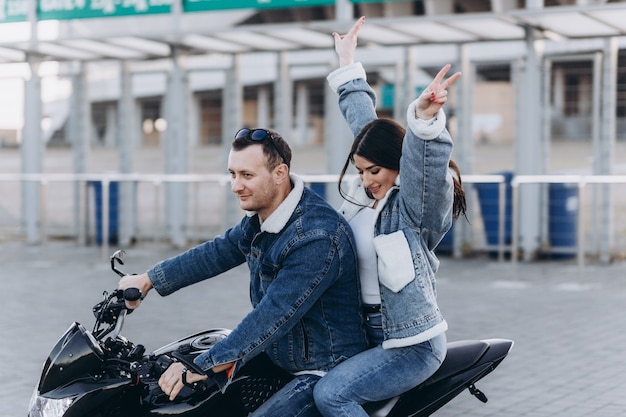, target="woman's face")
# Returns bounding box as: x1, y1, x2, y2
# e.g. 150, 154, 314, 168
353, 154, 399, 201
